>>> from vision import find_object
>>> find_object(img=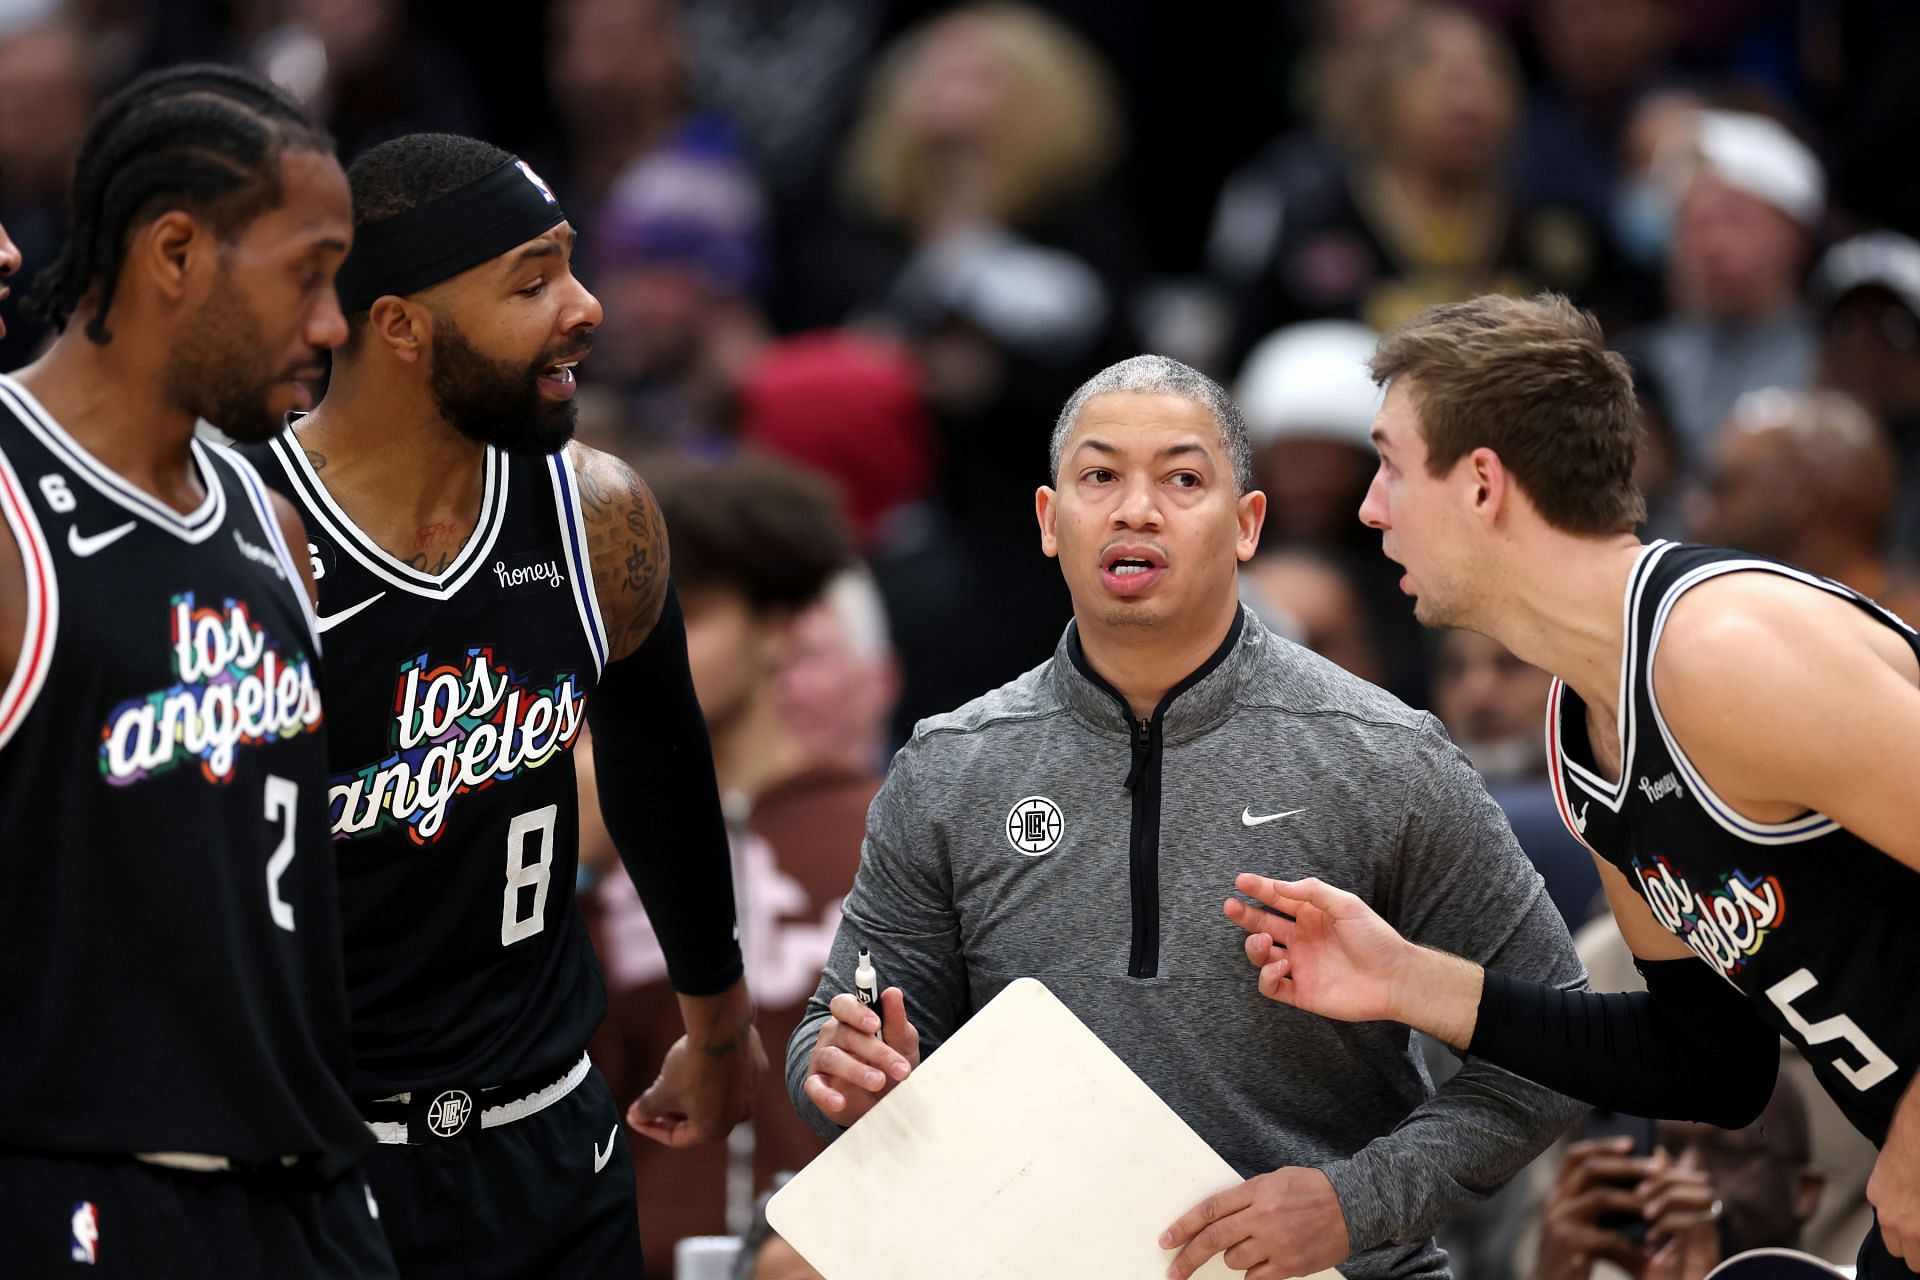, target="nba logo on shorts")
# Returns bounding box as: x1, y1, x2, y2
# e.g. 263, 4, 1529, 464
70, 1201, 99, 1264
